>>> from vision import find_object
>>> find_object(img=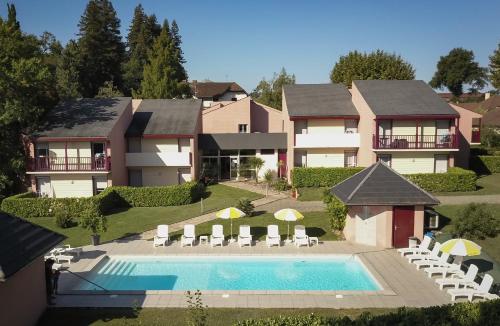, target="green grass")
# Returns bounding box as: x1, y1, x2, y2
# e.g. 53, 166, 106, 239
31, 184, 262, 247
435, 173, 500, 196
170, 211, 339, 241
39, 307, 397, 326
296, 187, 327, 201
